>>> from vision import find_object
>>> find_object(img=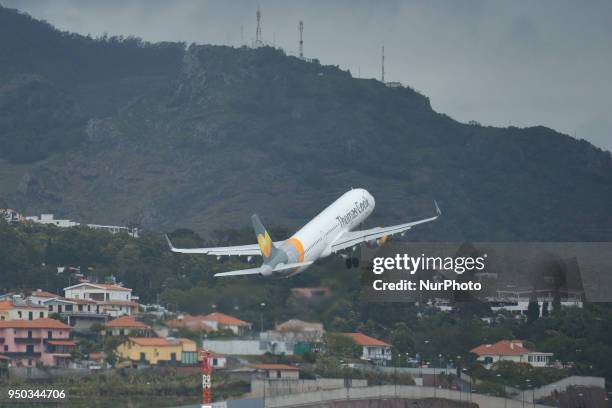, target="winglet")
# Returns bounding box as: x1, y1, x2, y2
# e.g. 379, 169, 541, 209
434, 200, 441, 216
165, 234, 177, 252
